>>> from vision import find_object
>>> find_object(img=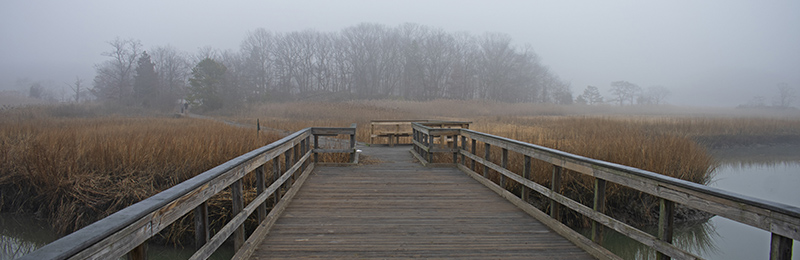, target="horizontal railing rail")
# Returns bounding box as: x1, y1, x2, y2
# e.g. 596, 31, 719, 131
22, 126, 357, 260
412, 123, 798, 260
371, 120, 469, 146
